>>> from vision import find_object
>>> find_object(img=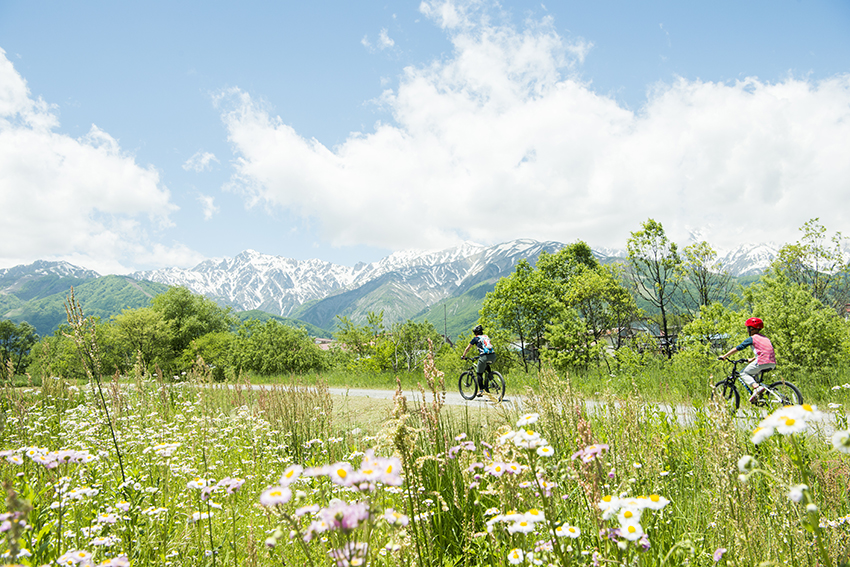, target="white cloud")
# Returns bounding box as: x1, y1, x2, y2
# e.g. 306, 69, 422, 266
378, 28, 395, 49
197, 193, 219, 220
0, 48, 187, 273
183, 150, 219, 172
362, 28, 396, 53
419, 0, 463, 30
219, 0, 850, 253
